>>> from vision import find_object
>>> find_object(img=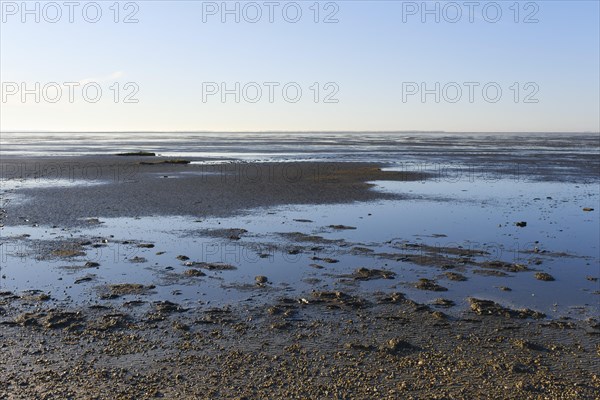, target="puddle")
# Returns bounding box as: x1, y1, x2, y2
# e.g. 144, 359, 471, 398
0, 178, 107, 191
0, 178, 109, 207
